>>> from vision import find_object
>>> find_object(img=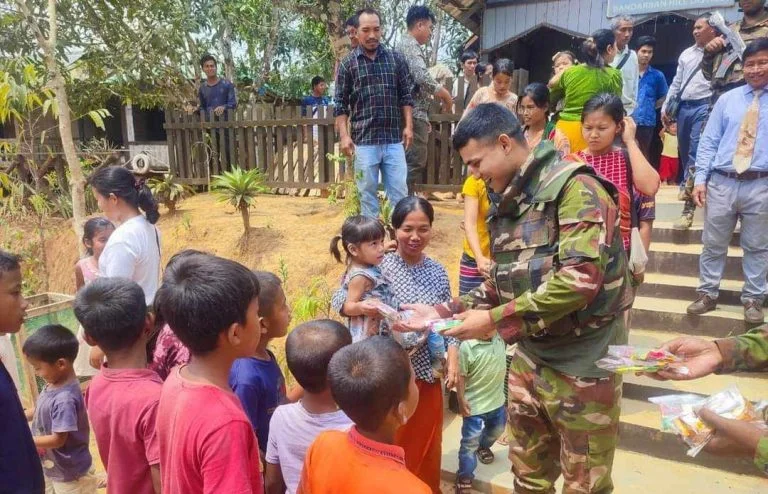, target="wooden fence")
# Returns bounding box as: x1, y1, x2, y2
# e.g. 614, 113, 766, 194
164, 69, 530, 192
